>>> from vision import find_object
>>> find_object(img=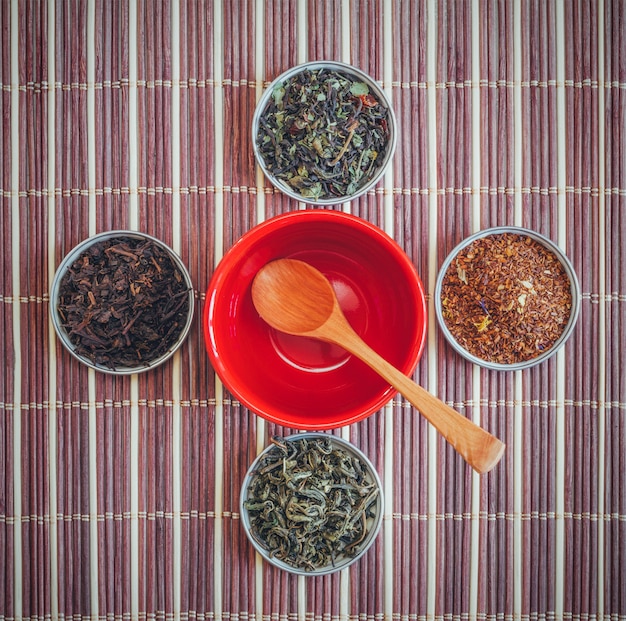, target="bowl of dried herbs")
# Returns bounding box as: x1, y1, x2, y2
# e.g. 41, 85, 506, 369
50, 230, 195, 374
253, 60, 396, 204
240, 433, 383, 575
435, 226, 580, 370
